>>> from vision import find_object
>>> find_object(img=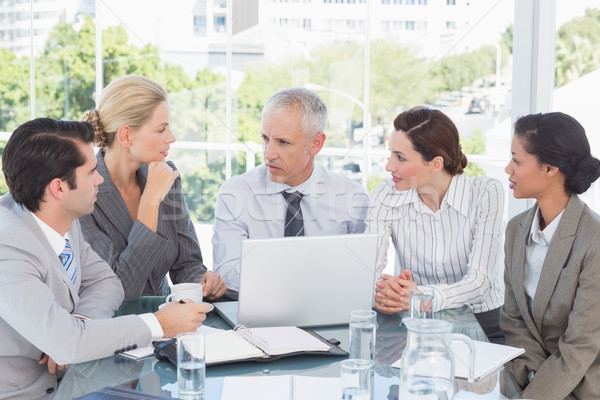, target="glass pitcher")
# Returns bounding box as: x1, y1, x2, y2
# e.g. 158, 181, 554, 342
399, 318, 475, 399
